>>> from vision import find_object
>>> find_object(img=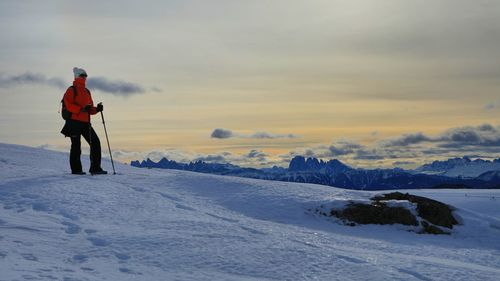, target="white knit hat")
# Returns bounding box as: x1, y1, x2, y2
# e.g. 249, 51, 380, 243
73, 67, 87, 78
